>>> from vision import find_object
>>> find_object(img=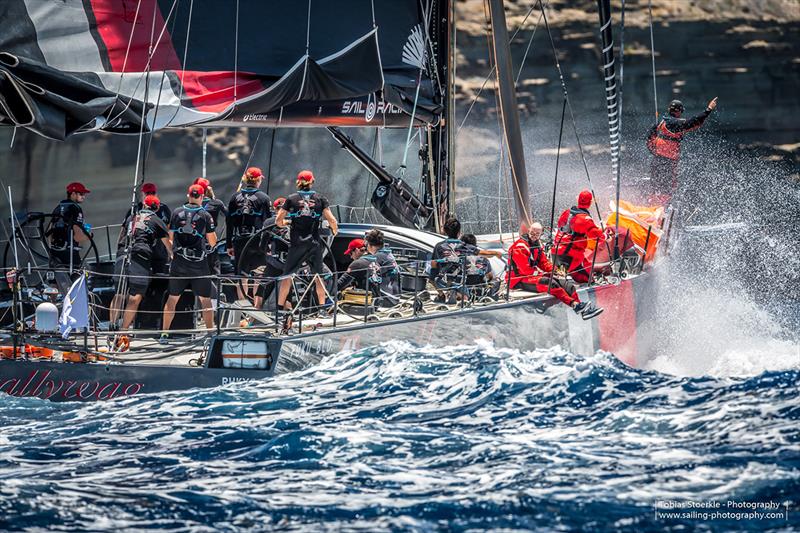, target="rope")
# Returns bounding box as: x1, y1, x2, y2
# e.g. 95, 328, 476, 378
539, 1, 603, 226
266, 128, 277, 195
234, 0, 241, 103
549, 98, 567, 233
456, 6, 543, 138
615, 0, 626, 253
648, 0, 659, 122
104, 0, 181, 128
